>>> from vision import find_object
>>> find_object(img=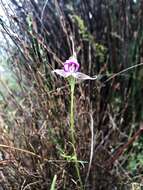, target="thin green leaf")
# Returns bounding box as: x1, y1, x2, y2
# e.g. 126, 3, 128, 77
50, 175, 57, 190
